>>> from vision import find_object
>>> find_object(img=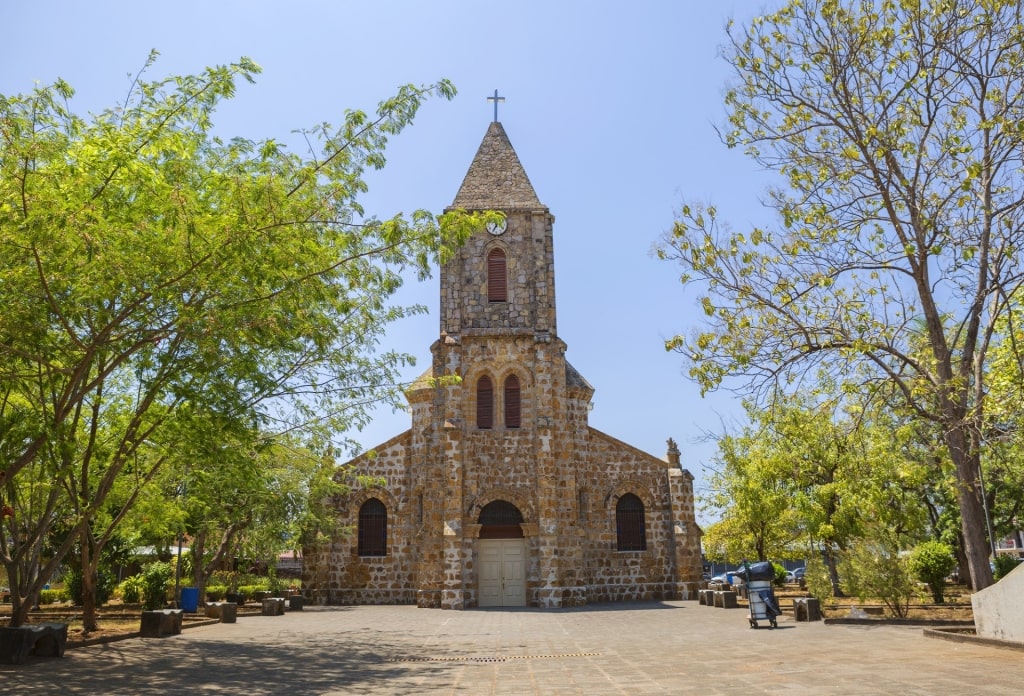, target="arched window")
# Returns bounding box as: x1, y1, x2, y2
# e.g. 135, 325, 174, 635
477, 376, 494, 429
487, 248, 507, 303
616, 493, 646, 551
358, 498, 387, 556
504, 375, 521, 429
